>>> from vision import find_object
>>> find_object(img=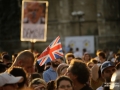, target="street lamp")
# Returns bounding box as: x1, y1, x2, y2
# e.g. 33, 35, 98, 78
71, 11, 84, 35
